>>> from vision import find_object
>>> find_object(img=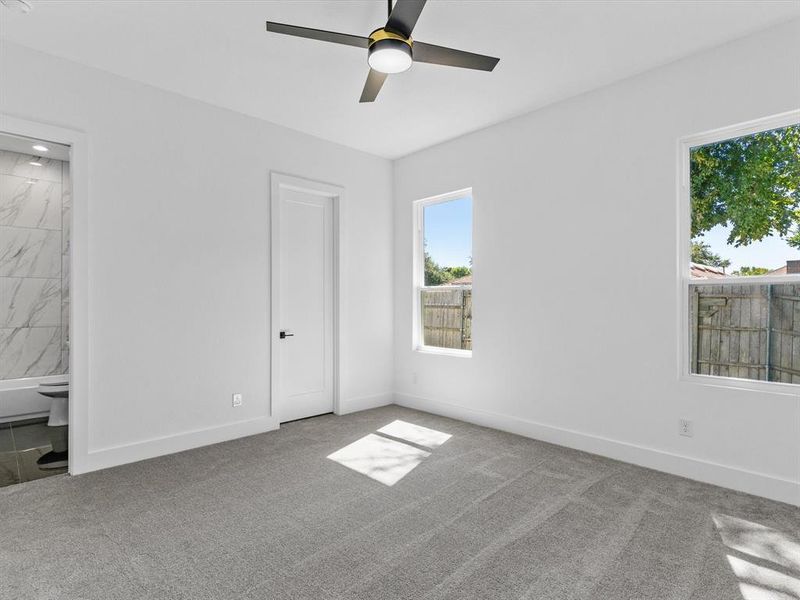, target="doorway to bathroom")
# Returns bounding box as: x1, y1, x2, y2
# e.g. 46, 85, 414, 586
0, 131, 72, 487
270, 173, 342, 424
